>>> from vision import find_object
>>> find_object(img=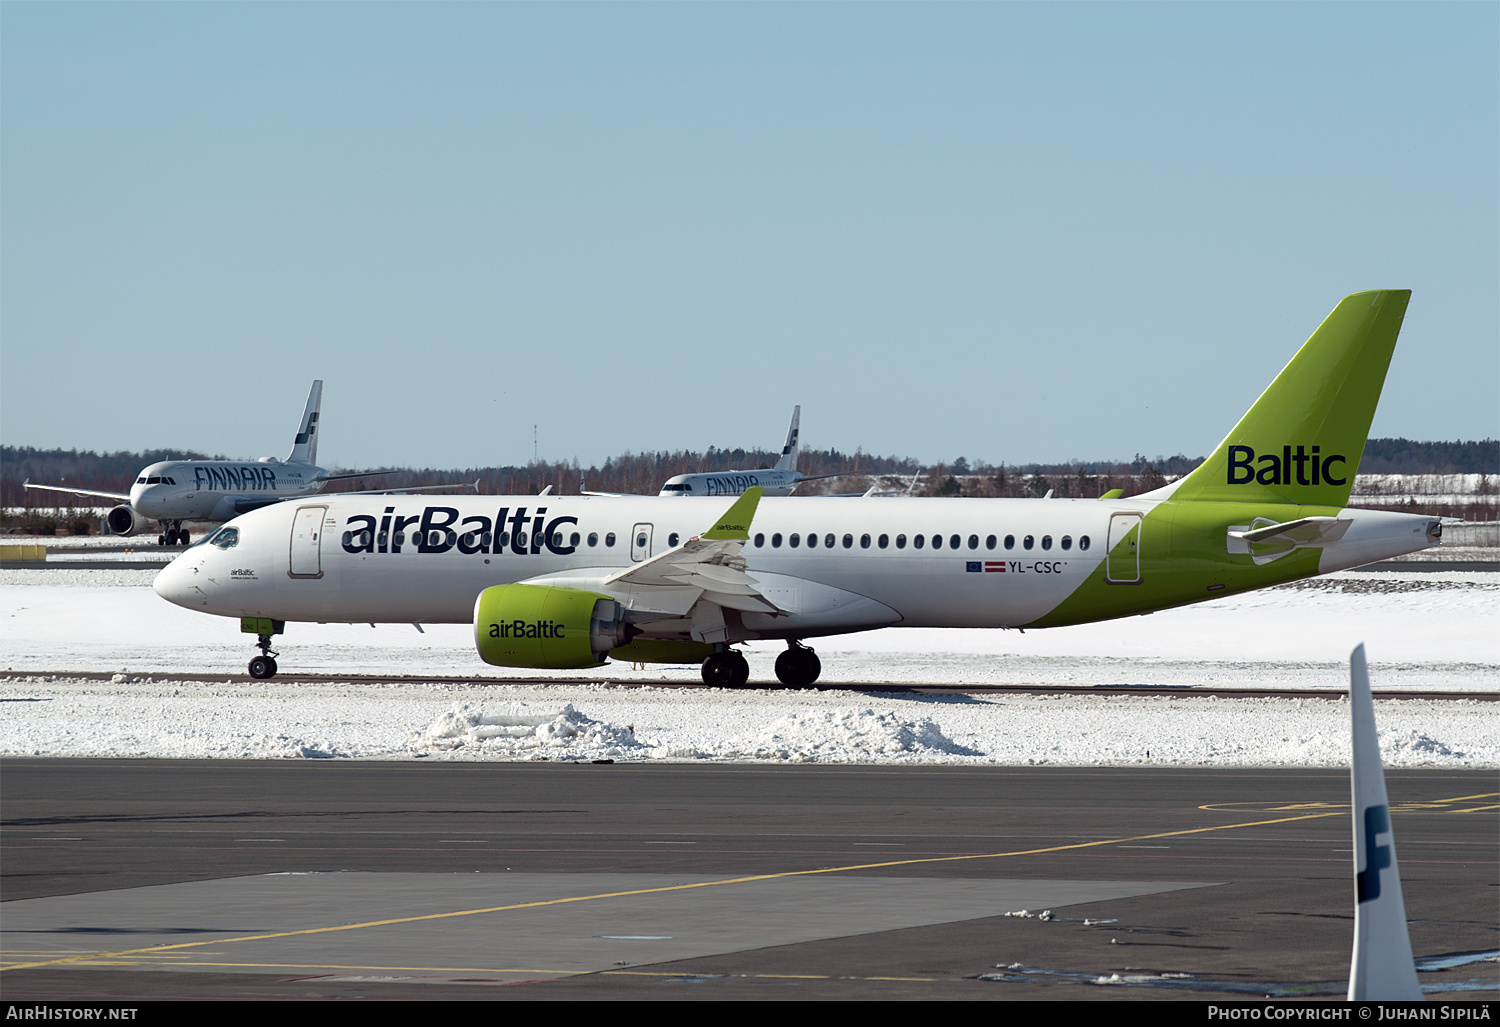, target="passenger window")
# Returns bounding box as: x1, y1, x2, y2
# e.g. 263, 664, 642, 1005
588, 532, 598, 547
896, 534, 907, 549
394, 532, 406, 547
499, 531, 510, 548
570, 532, 580, 547
1041, 535, 1052, 550
807, 533, 818, 549
932, 535, 943, 549
825, 533, 836, 548
552, 532, 564, 548
754, 532, 765, 547
790, 533, 801, 548
1079, 535, 1091, 551
878, 534, 889, 549
986, 534, 997, 550
951, 534, 961, 549
605, 532, 616, 547
1023, 535, 1034, 550
1005, 534, 1015, 550
860, 533, 870, 549
668, 532, 680, 547
914, 535, 925, 549
1061, 535, 1072, 551
842, 534, 852, 549
772, 533, 783, 548
636, 532, 648, 548
967, 534, 978, 550
482, 532, 492, 549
